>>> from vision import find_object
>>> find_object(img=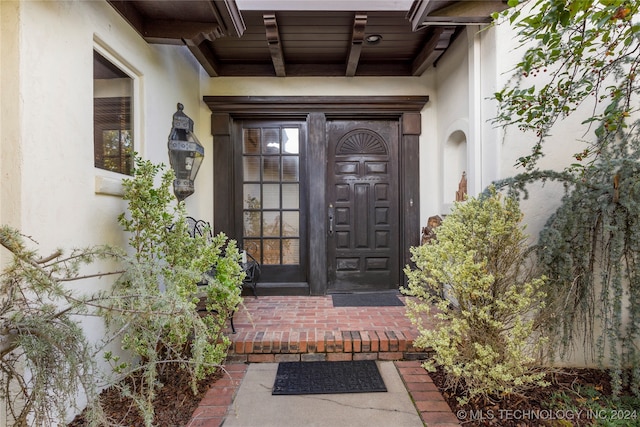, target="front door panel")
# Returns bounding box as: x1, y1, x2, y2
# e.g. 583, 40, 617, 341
327, 120, 400, 292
